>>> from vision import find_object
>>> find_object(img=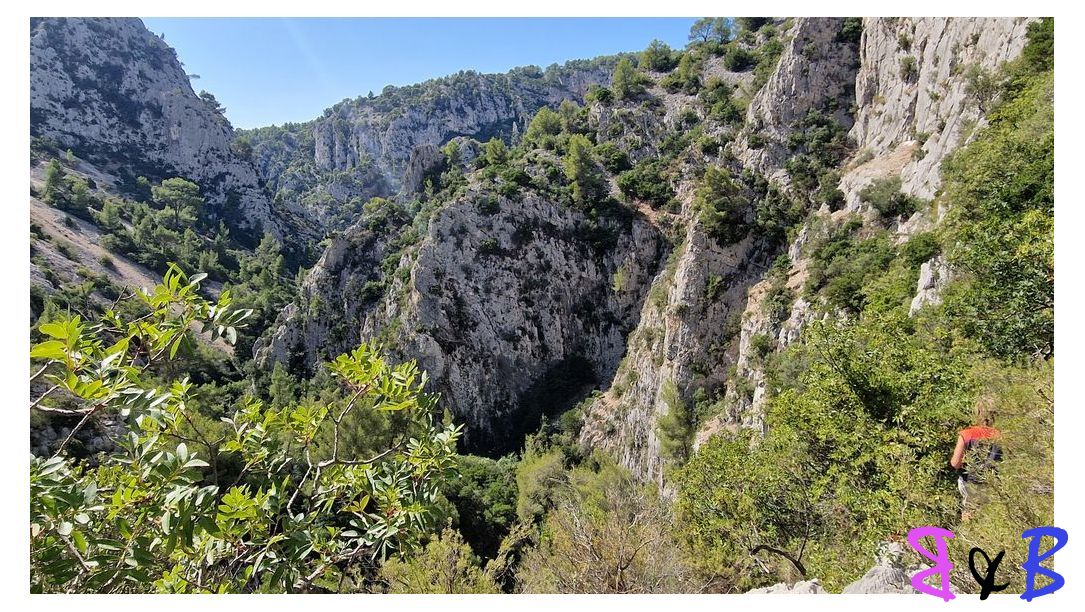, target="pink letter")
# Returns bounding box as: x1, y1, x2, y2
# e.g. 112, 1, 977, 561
908, 526, 956, 601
